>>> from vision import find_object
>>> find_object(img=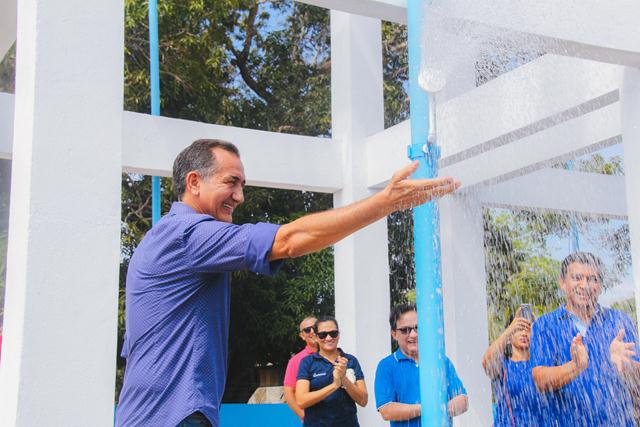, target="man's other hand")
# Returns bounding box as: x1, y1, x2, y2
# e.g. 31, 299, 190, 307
610, 329, 637, 373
